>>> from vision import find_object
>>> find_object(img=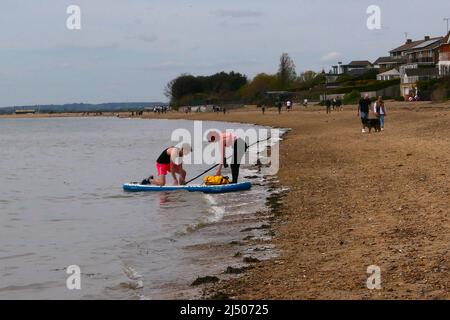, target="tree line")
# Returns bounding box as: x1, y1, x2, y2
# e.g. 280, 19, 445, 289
165, 53, 326, 107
